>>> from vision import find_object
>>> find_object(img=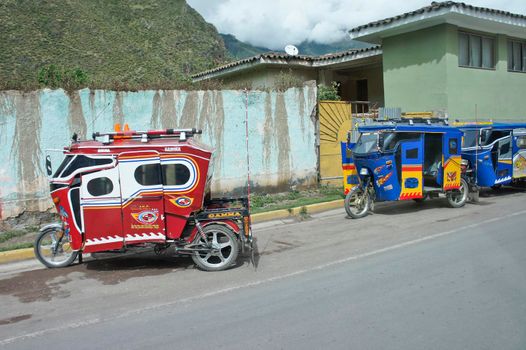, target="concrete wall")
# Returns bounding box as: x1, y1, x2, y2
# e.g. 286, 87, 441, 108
221, 66, 318, 90
383, 23, 526, 120
0, 85, 318, 220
